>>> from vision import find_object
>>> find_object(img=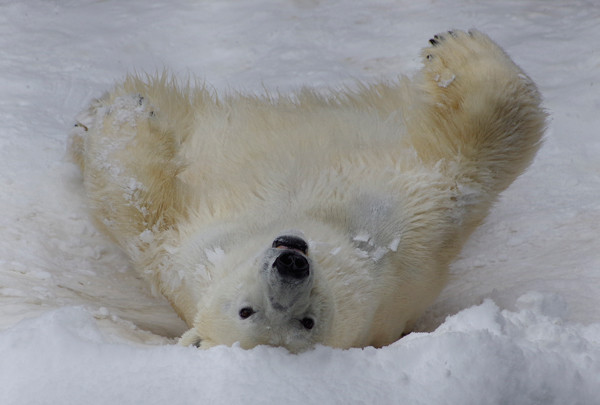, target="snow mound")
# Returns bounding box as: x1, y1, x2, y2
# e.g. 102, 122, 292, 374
2, 293, 599, 405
